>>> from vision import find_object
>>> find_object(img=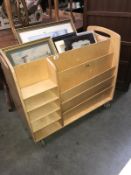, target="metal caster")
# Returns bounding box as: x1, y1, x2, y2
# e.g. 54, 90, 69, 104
103, 102, 111, 108
40, 139, 46, 147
